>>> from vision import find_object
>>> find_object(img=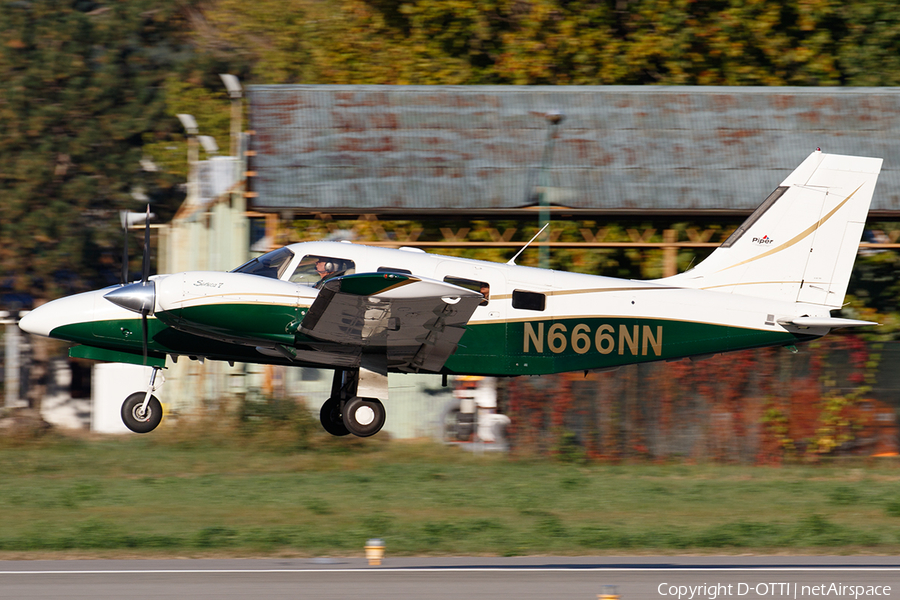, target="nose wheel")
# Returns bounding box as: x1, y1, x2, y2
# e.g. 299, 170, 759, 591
120, 366, 165, 434
121, 392, 163, 433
